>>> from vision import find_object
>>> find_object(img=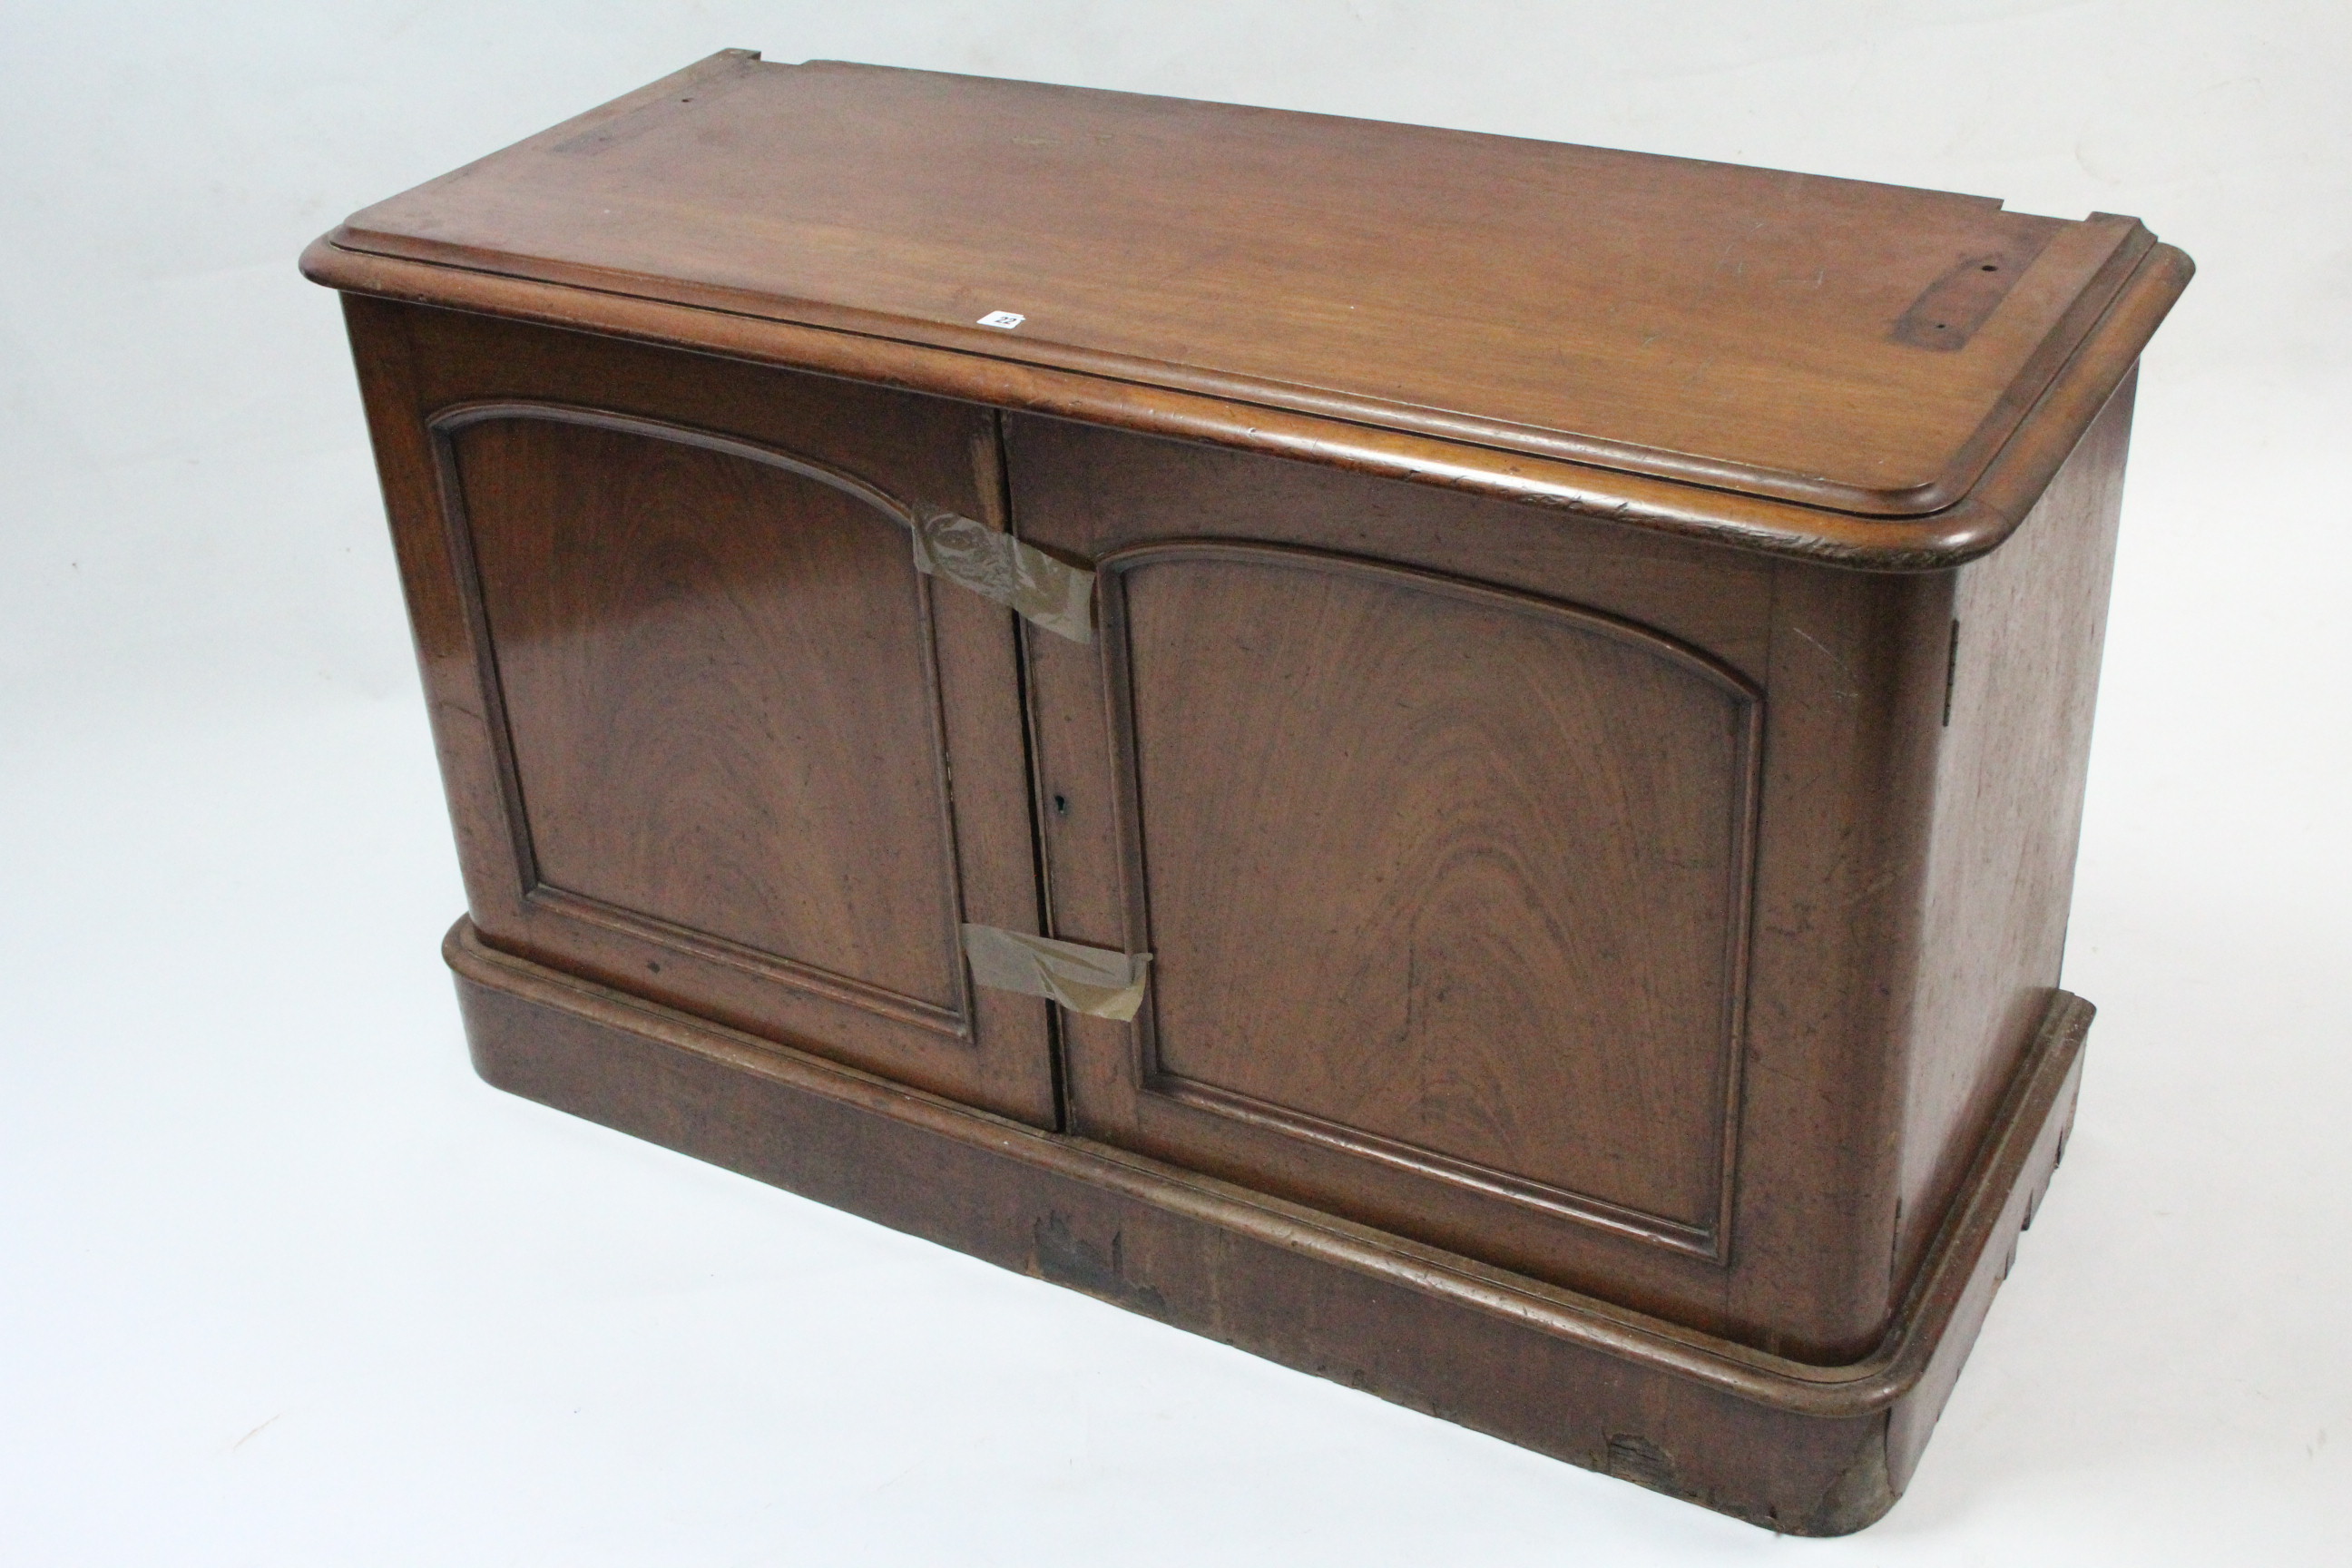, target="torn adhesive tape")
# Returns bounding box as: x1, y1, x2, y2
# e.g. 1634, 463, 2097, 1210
960, 924, 1152, 1022
911, 510, 1095, 643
